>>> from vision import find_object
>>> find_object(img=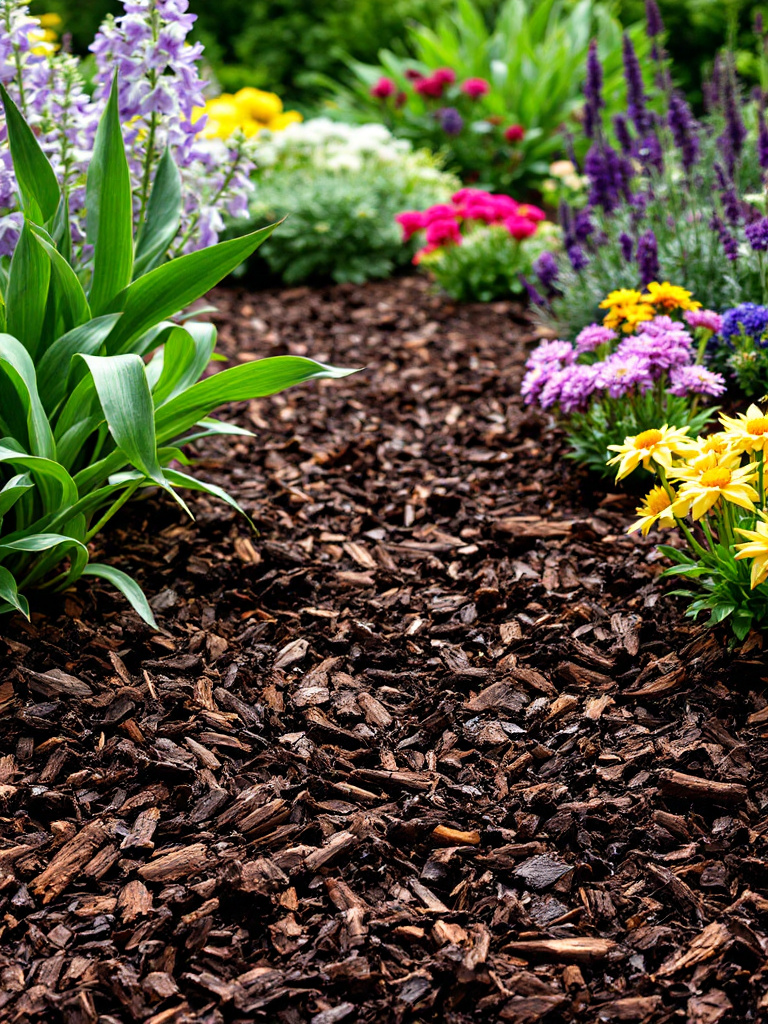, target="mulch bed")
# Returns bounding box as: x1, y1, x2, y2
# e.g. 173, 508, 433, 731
2, 275, 768, 1024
